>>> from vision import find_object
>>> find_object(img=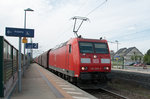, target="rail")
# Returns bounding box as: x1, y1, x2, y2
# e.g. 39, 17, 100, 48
97, 87, 128, 99
84, 87, 128, 99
